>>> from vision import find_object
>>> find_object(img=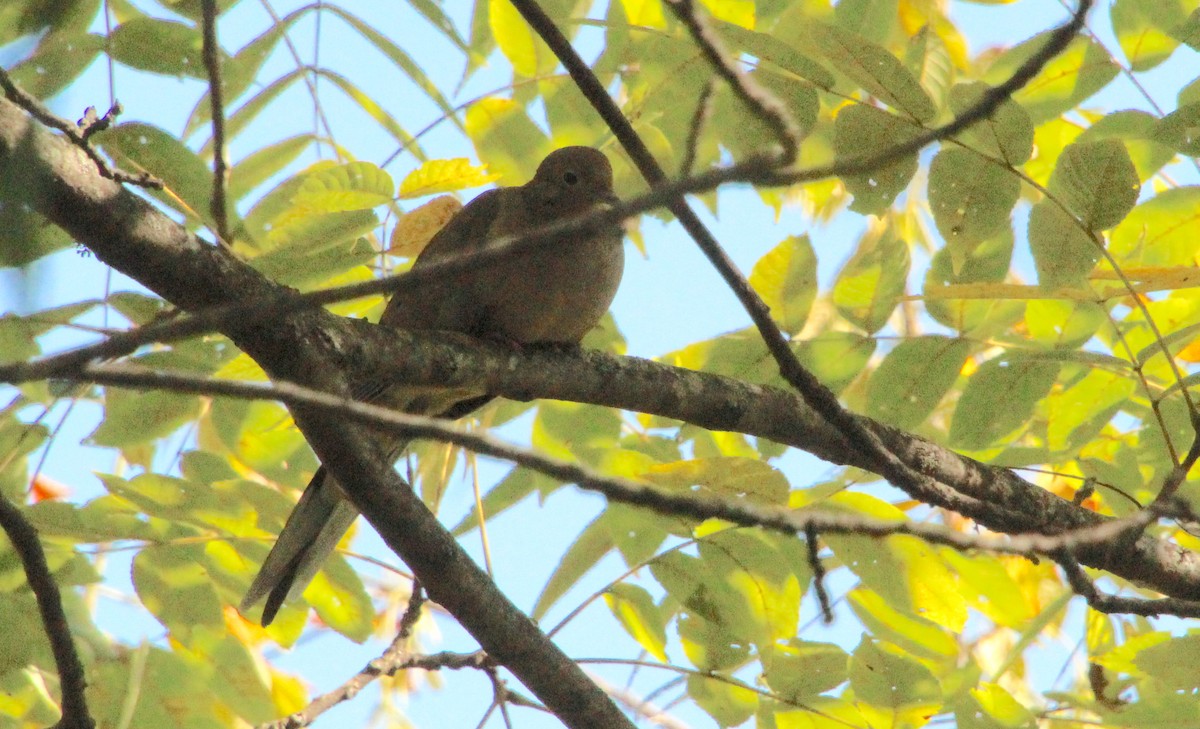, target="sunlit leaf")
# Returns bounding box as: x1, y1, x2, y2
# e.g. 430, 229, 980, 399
748, 235, 817, 335
1048, 139, 1140, 231
811, 22, 936, 122
834, 104, 922, 214
950, 356, 1060, 450
865, 336, 970, 429
398, 158, 498, 198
